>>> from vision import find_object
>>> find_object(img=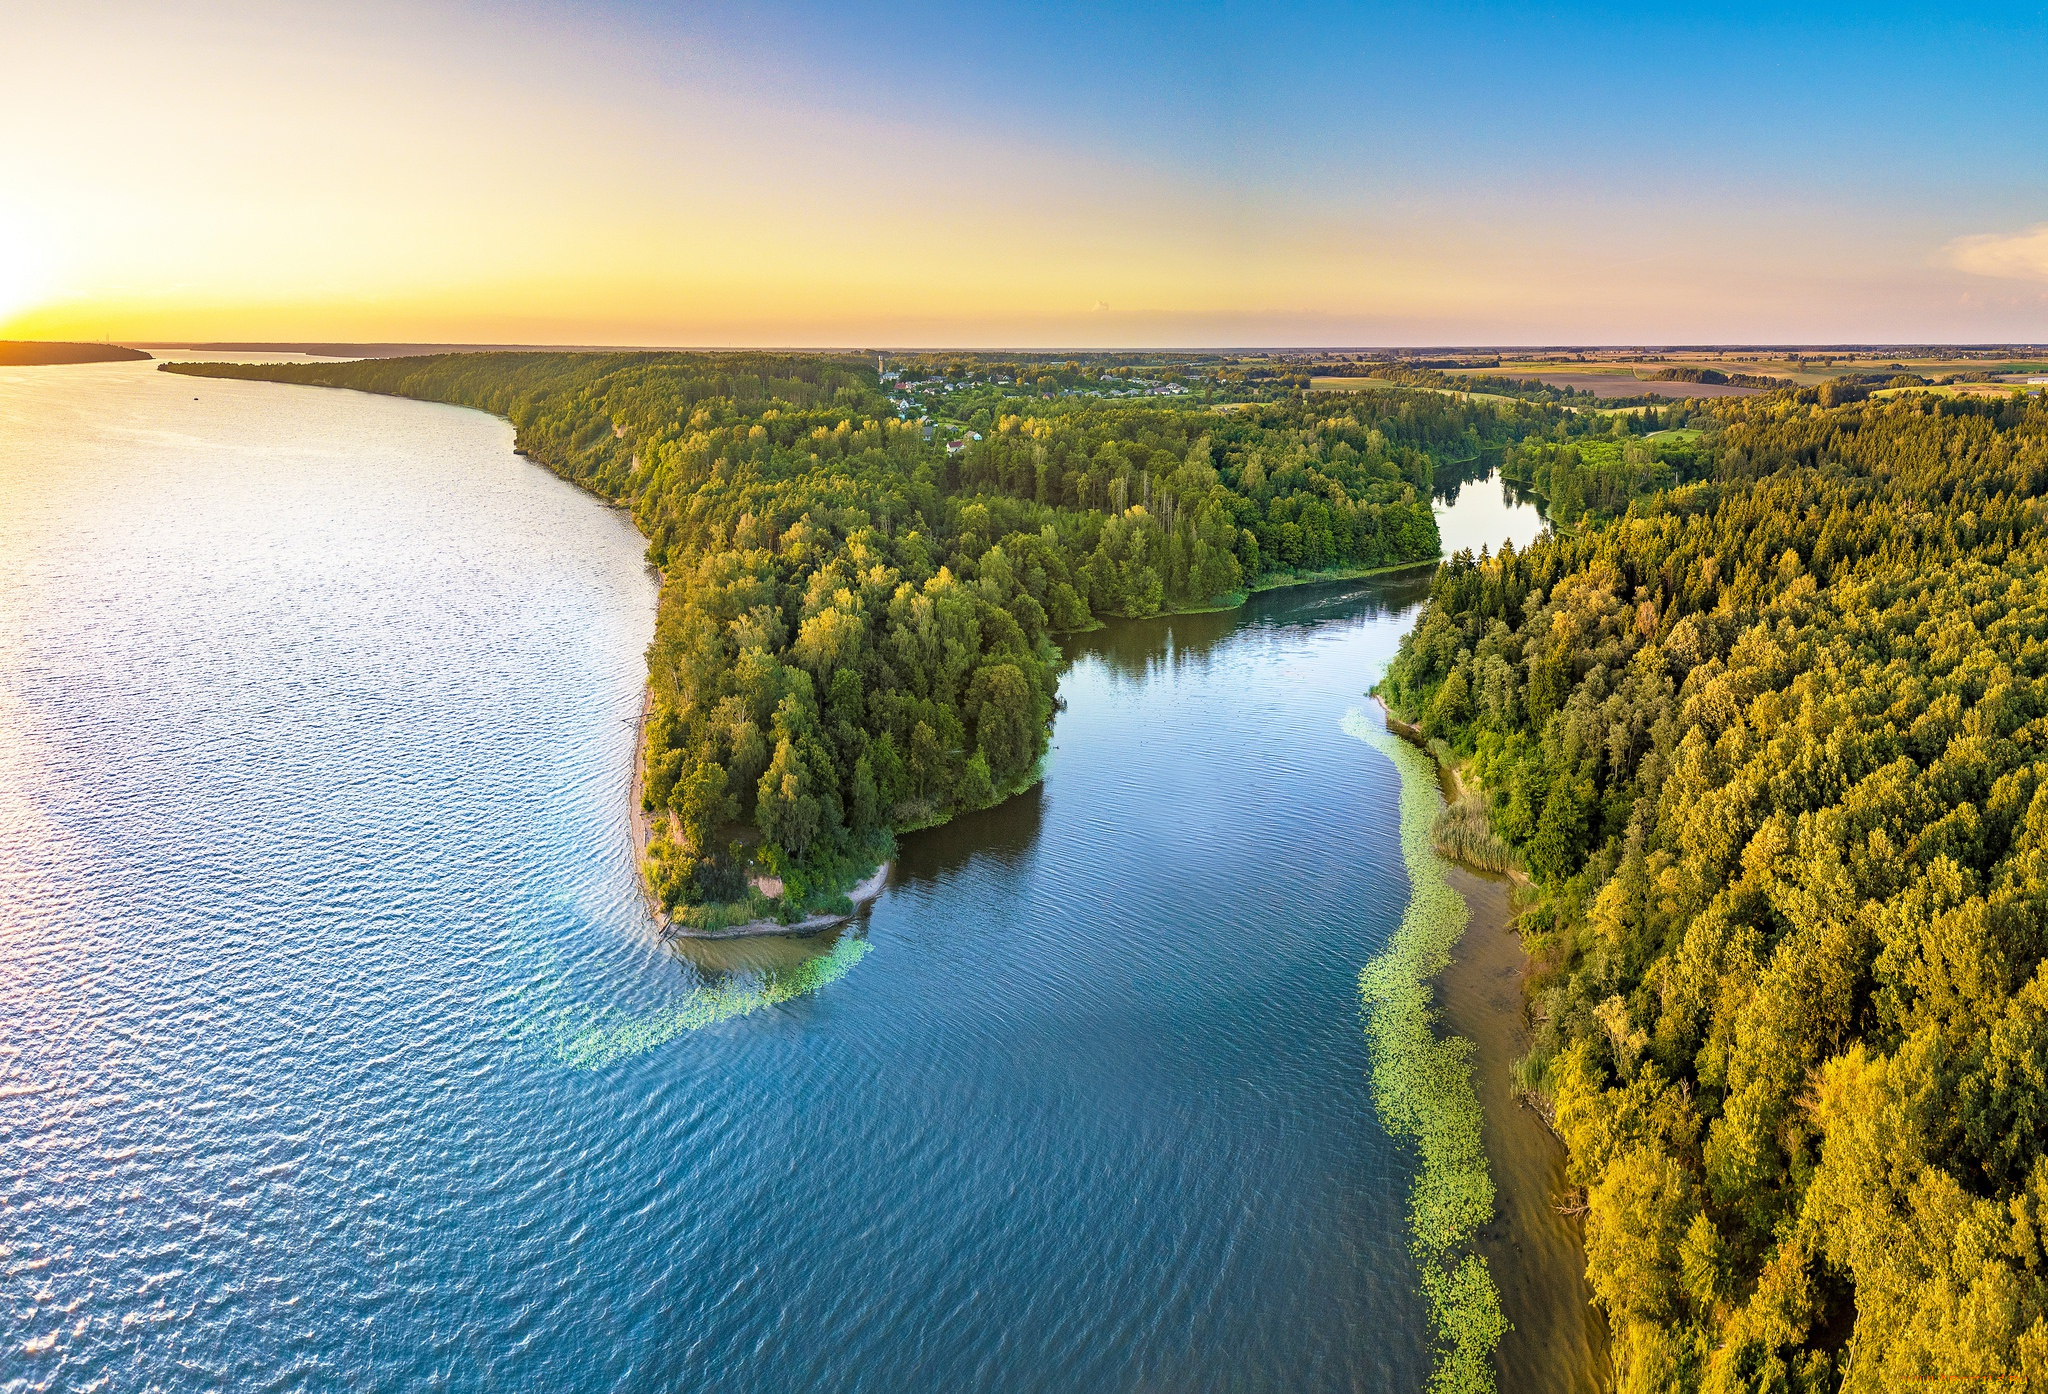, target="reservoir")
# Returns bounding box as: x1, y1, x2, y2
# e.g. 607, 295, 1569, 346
0, 360, 1554, 1391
